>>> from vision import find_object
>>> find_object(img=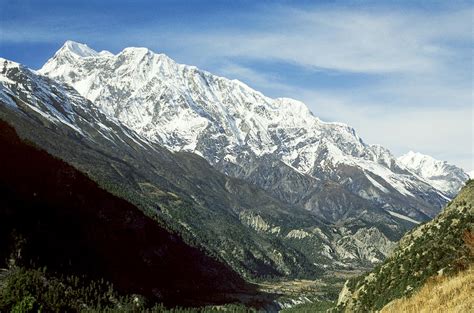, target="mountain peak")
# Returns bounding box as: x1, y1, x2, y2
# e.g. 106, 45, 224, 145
58, 40, 99, 58
404, 150, 439, 160
399, 151, 445, 167
0, 57, 22, 70
118, 47, 177, 66
121, 46, 151, 55
398, 151, 469, 196
36, 40, 466, 204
